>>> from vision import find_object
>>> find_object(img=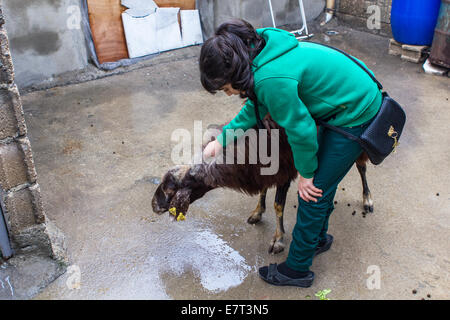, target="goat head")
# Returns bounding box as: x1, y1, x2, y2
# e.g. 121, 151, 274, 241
151, 165, 212, 221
